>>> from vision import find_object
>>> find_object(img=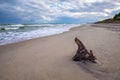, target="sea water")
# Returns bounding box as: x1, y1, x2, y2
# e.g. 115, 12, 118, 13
0, 24, 80, 45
